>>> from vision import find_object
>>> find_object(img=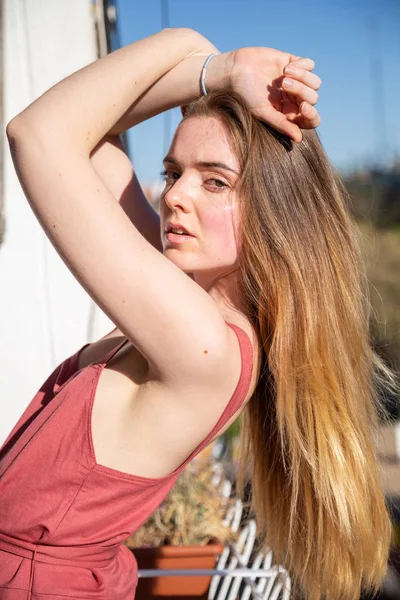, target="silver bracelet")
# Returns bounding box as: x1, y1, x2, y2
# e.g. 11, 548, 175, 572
200, 53, 217, 96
